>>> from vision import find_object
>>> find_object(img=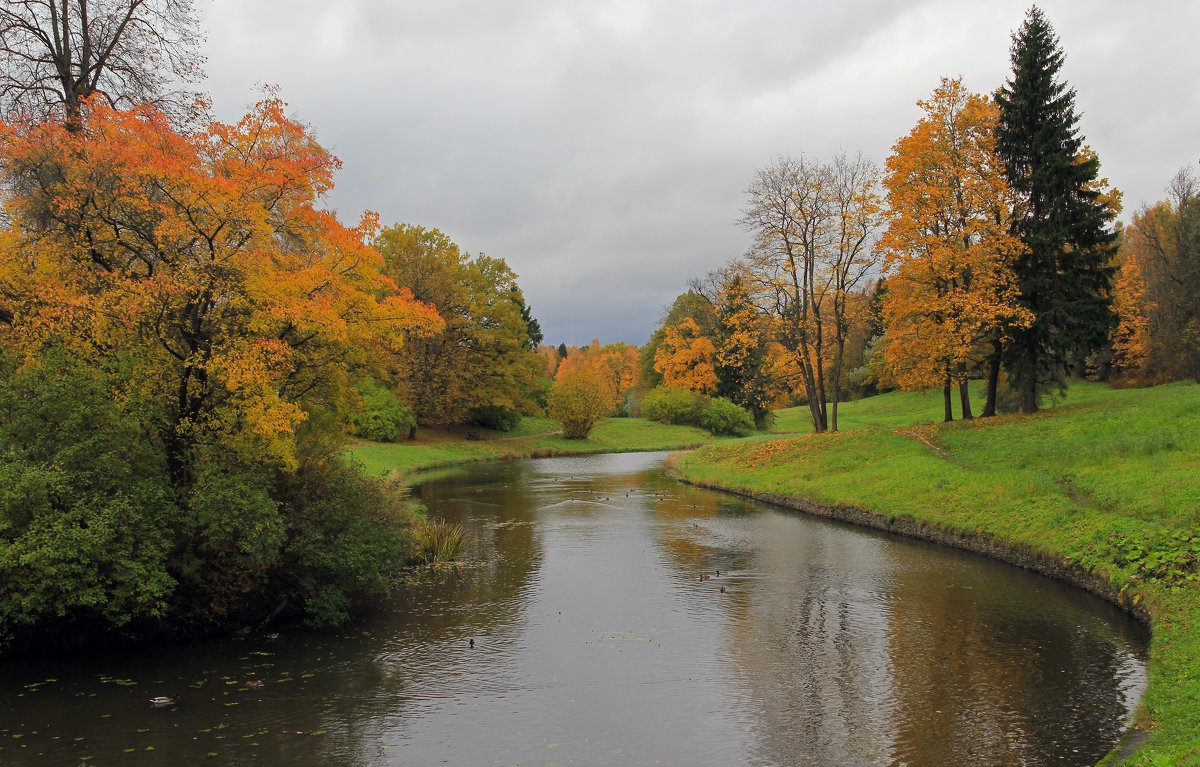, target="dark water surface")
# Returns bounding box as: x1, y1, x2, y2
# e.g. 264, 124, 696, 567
1, 452, 1148, 766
